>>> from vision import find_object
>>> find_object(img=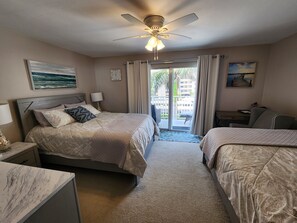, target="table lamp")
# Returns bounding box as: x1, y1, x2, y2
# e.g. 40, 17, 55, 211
0, 103, 13, 151
91, 92, 103, 110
